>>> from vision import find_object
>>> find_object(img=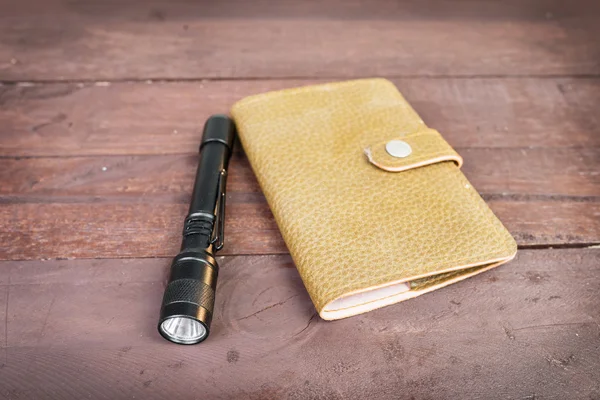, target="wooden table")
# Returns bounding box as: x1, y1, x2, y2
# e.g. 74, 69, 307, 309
1, 1, 599, 398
